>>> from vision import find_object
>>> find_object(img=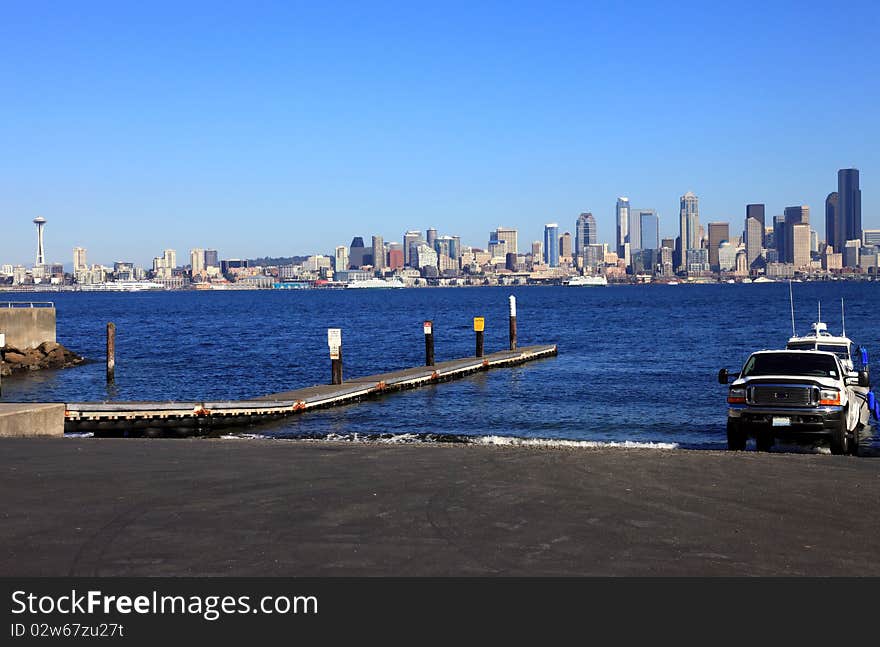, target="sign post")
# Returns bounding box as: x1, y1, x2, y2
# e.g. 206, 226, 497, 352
106, 322, 116, 384
473, 317, 485, 358
424, 320, 434, 367
328, 328, 343, 385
